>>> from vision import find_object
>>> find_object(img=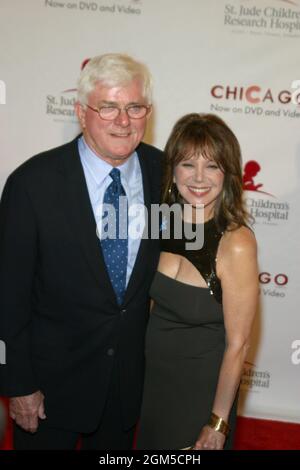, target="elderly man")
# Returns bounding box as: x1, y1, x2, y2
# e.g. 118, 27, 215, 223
0, 53, 162, 449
